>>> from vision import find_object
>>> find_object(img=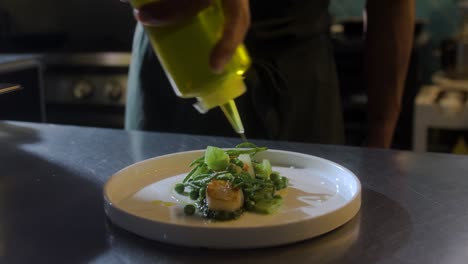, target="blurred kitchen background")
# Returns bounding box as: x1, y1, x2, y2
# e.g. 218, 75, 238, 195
1, 0, 468, 154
